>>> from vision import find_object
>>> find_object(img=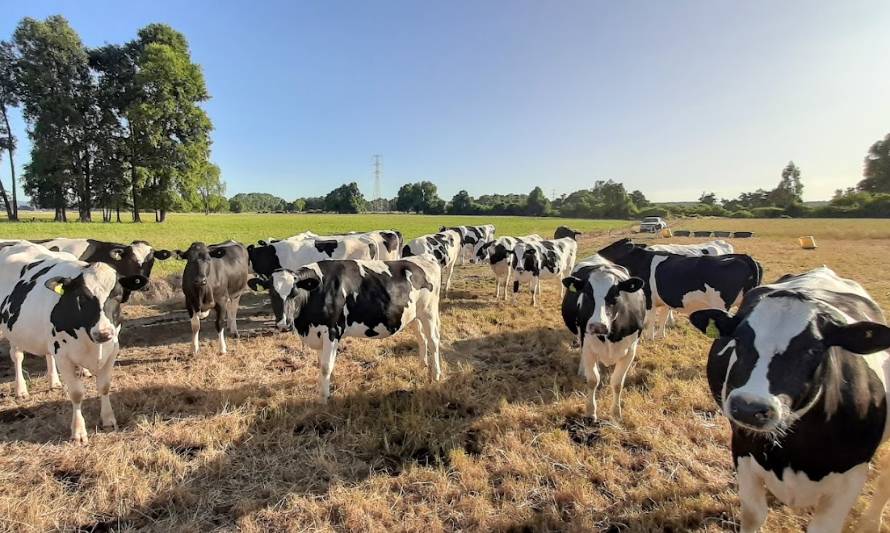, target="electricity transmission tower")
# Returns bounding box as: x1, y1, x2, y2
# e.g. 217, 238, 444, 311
373, 154, 383, 200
